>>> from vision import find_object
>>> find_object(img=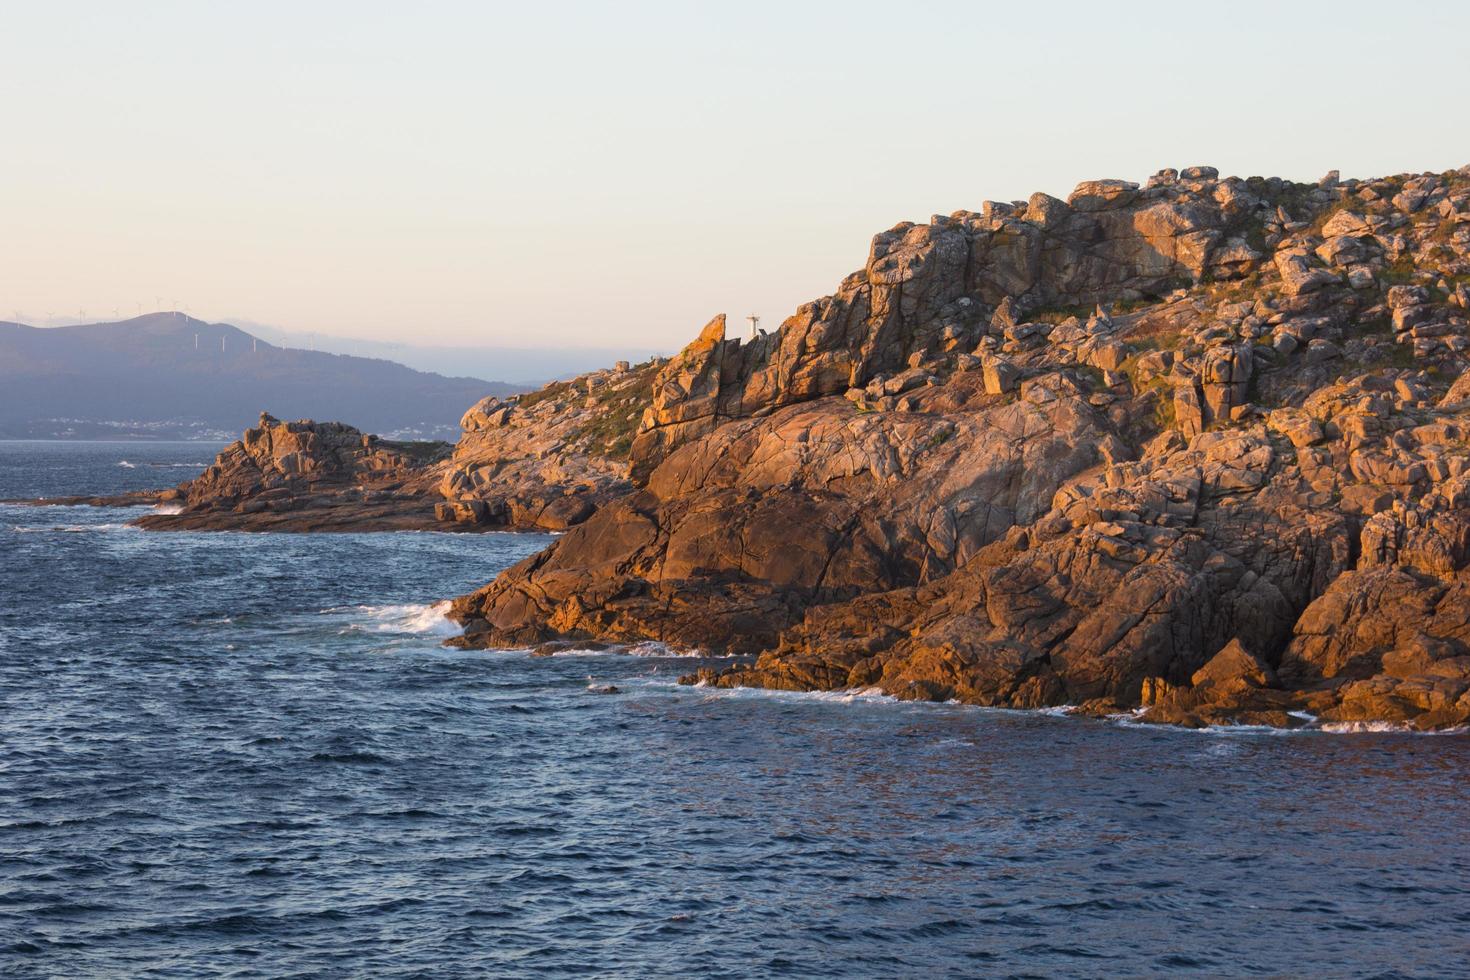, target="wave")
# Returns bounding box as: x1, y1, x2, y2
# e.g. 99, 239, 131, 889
673, 679, 901, 705
151, 503, 184, 515
651, 680, 1470, 735
545, 640, 723, 658
1114, 711, 1467, 737
1318, 720, 1468, 735
117, 460, 137, 468
540, 643, 729, 658
12, 522, 132, 534
328, 601, 462, 637
627, 641, 714, 658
